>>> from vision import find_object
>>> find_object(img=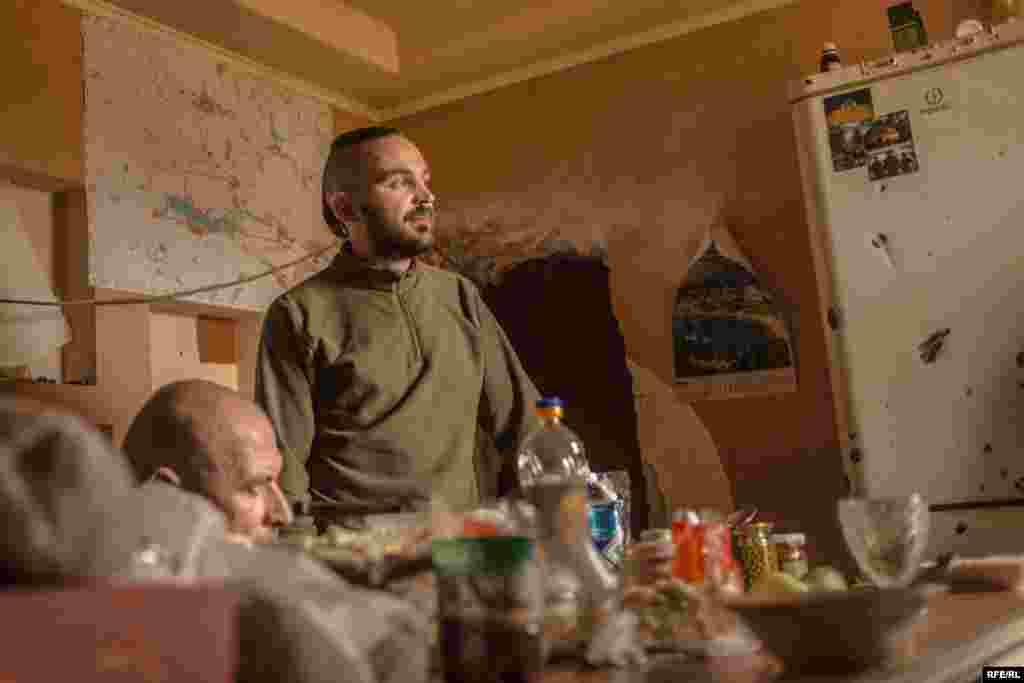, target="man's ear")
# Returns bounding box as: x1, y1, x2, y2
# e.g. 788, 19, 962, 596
151, 466, 182, 487
325, 190, 360, 225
